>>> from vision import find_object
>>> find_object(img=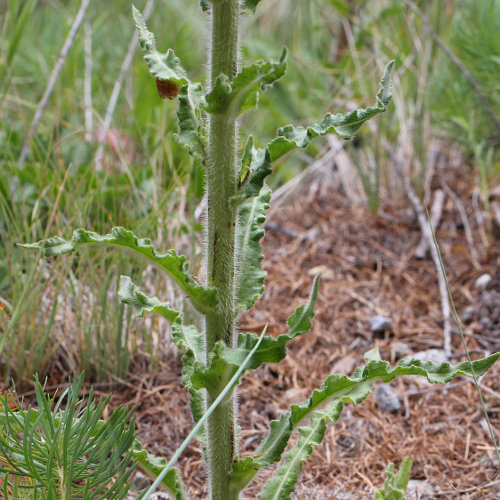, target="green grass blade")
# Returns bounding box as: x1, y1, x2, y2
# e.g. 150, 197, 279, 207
428, 207, 500, 465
